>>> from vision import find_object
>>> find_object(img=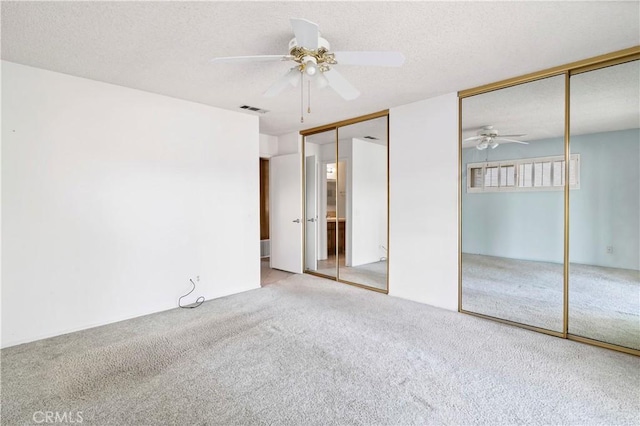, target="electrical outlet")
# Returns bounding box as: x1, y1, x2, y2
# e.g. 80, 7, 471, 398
606, 246, 614, 254
196, 276, 200, 282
